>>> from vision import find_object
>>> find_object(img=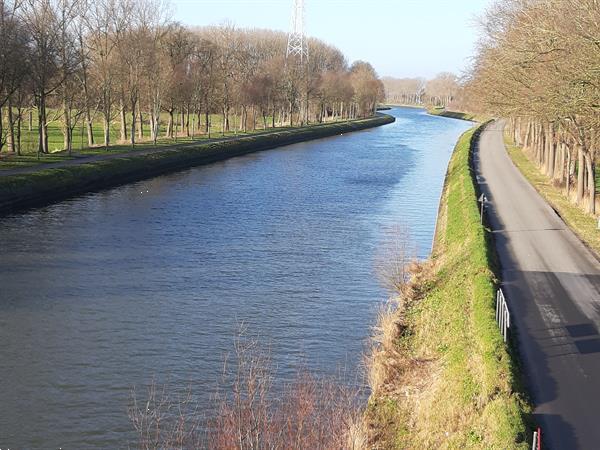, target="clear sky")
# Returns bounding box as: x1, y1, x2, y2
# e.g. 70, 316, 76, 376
170, 0, 493, 79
